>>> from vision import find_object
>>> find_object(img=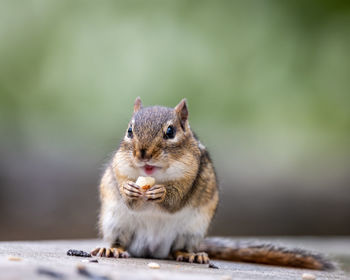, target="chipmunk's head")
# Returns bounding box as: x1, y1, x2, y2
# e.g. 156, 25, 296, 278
118, 97, 200, 181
